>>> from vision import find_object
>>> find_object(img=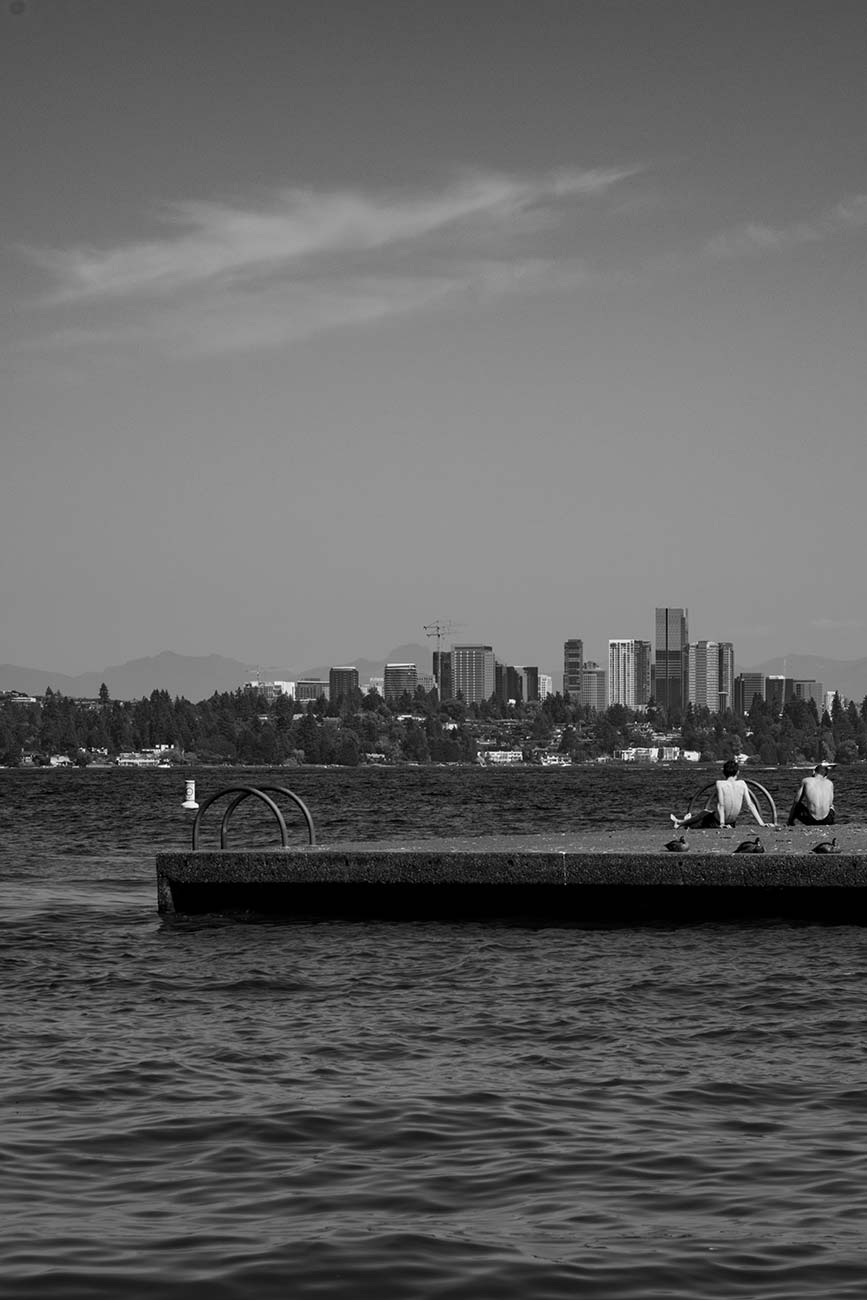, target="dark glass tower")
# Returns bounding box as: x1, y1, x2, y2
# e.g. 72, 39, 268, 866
654, 608, 688, 715
432, 650, 452, 701
563, 639, 584, 702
